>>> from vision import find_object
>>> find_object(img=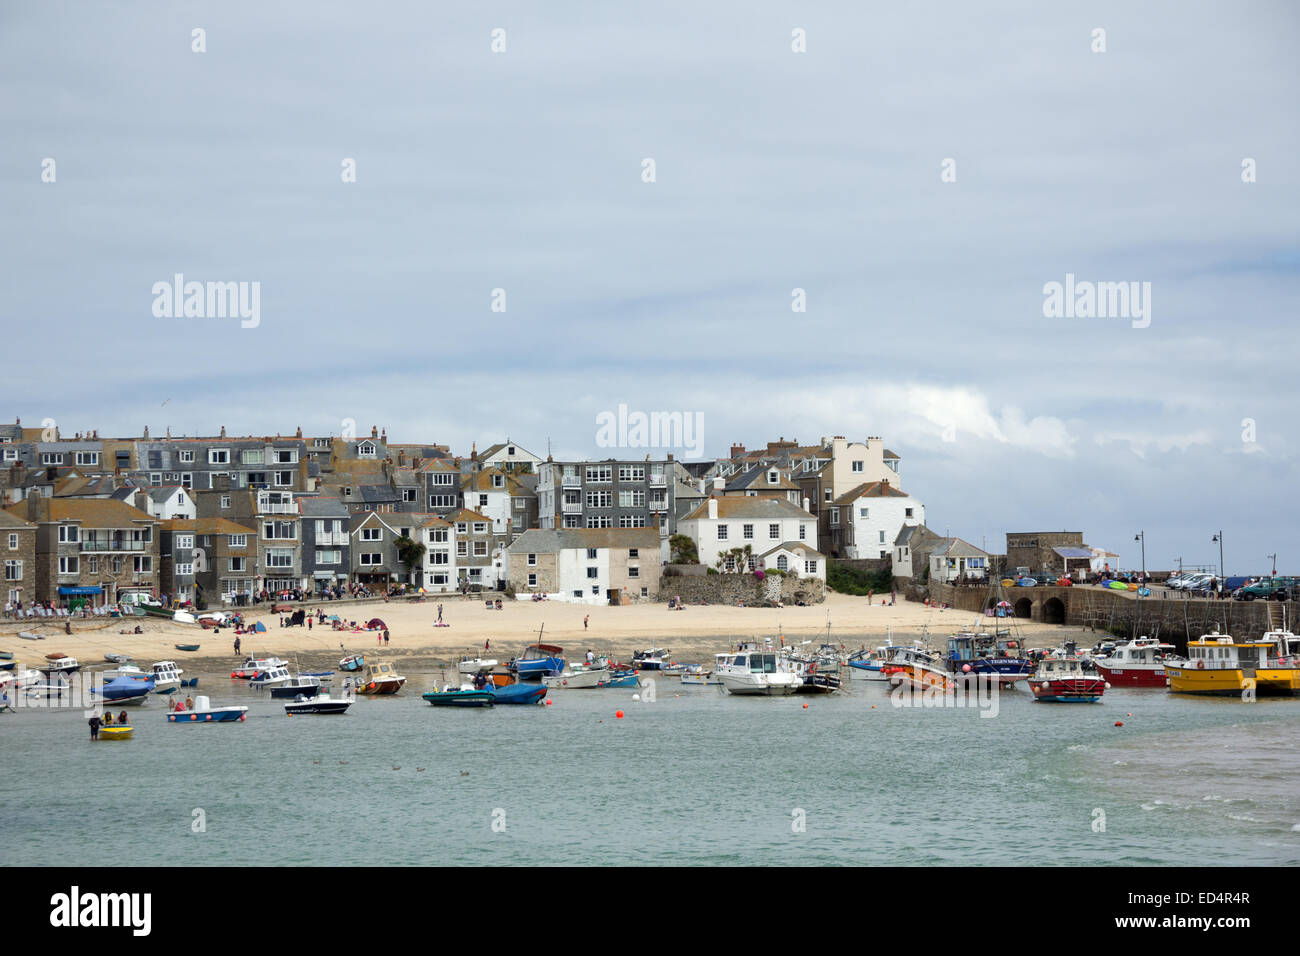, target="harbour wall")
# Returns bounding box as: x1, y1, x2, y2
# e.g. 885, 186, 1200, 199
659, 571, 825, 606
